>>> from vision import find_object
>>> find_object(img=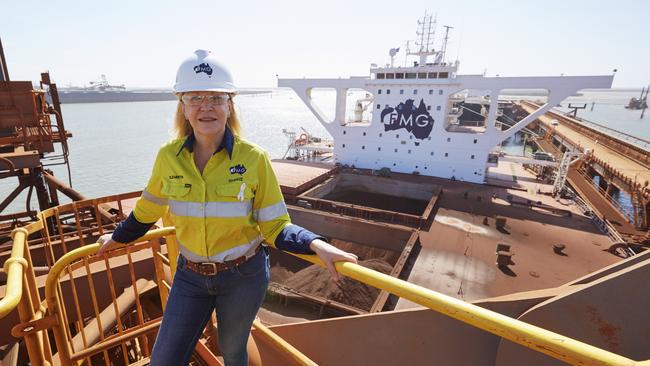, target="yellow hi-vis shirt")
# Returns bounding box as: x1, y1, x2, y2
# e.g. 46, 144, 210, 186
132, 134, 290, 263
